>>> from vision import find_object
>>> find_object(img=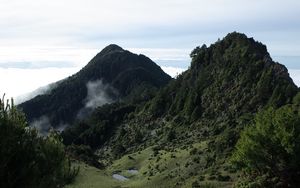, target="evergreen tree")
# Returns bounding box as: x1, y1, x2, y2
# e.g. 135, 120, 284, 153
232, 94, 300, 187
0, 95, 78, 188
